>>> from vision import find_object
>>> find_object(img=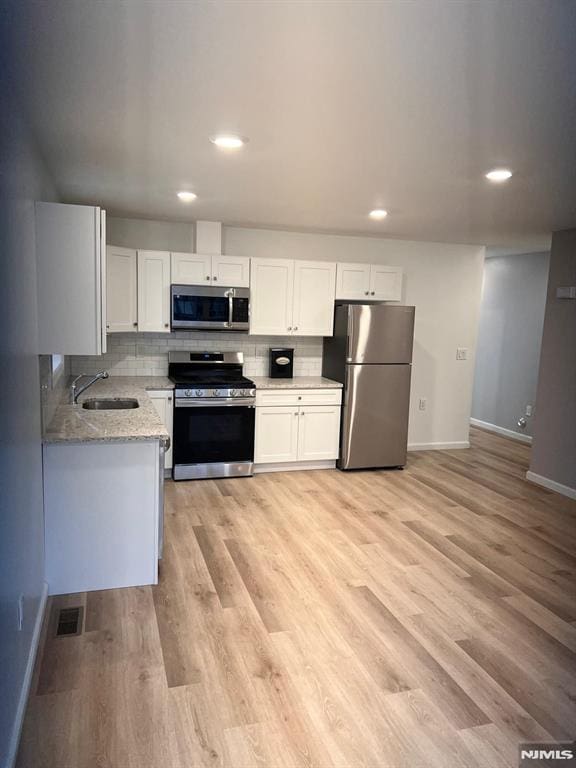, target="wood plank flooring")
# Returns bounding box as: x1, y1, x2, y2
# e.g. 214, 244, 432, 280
17, 427, 576, 767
